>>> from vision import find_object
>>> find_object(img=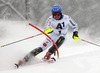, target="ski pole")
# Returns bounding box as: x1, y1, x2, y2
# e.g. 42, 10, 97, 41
81, 39, 100, 47
1, 33, 42, 48
29, 23, 59, 59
